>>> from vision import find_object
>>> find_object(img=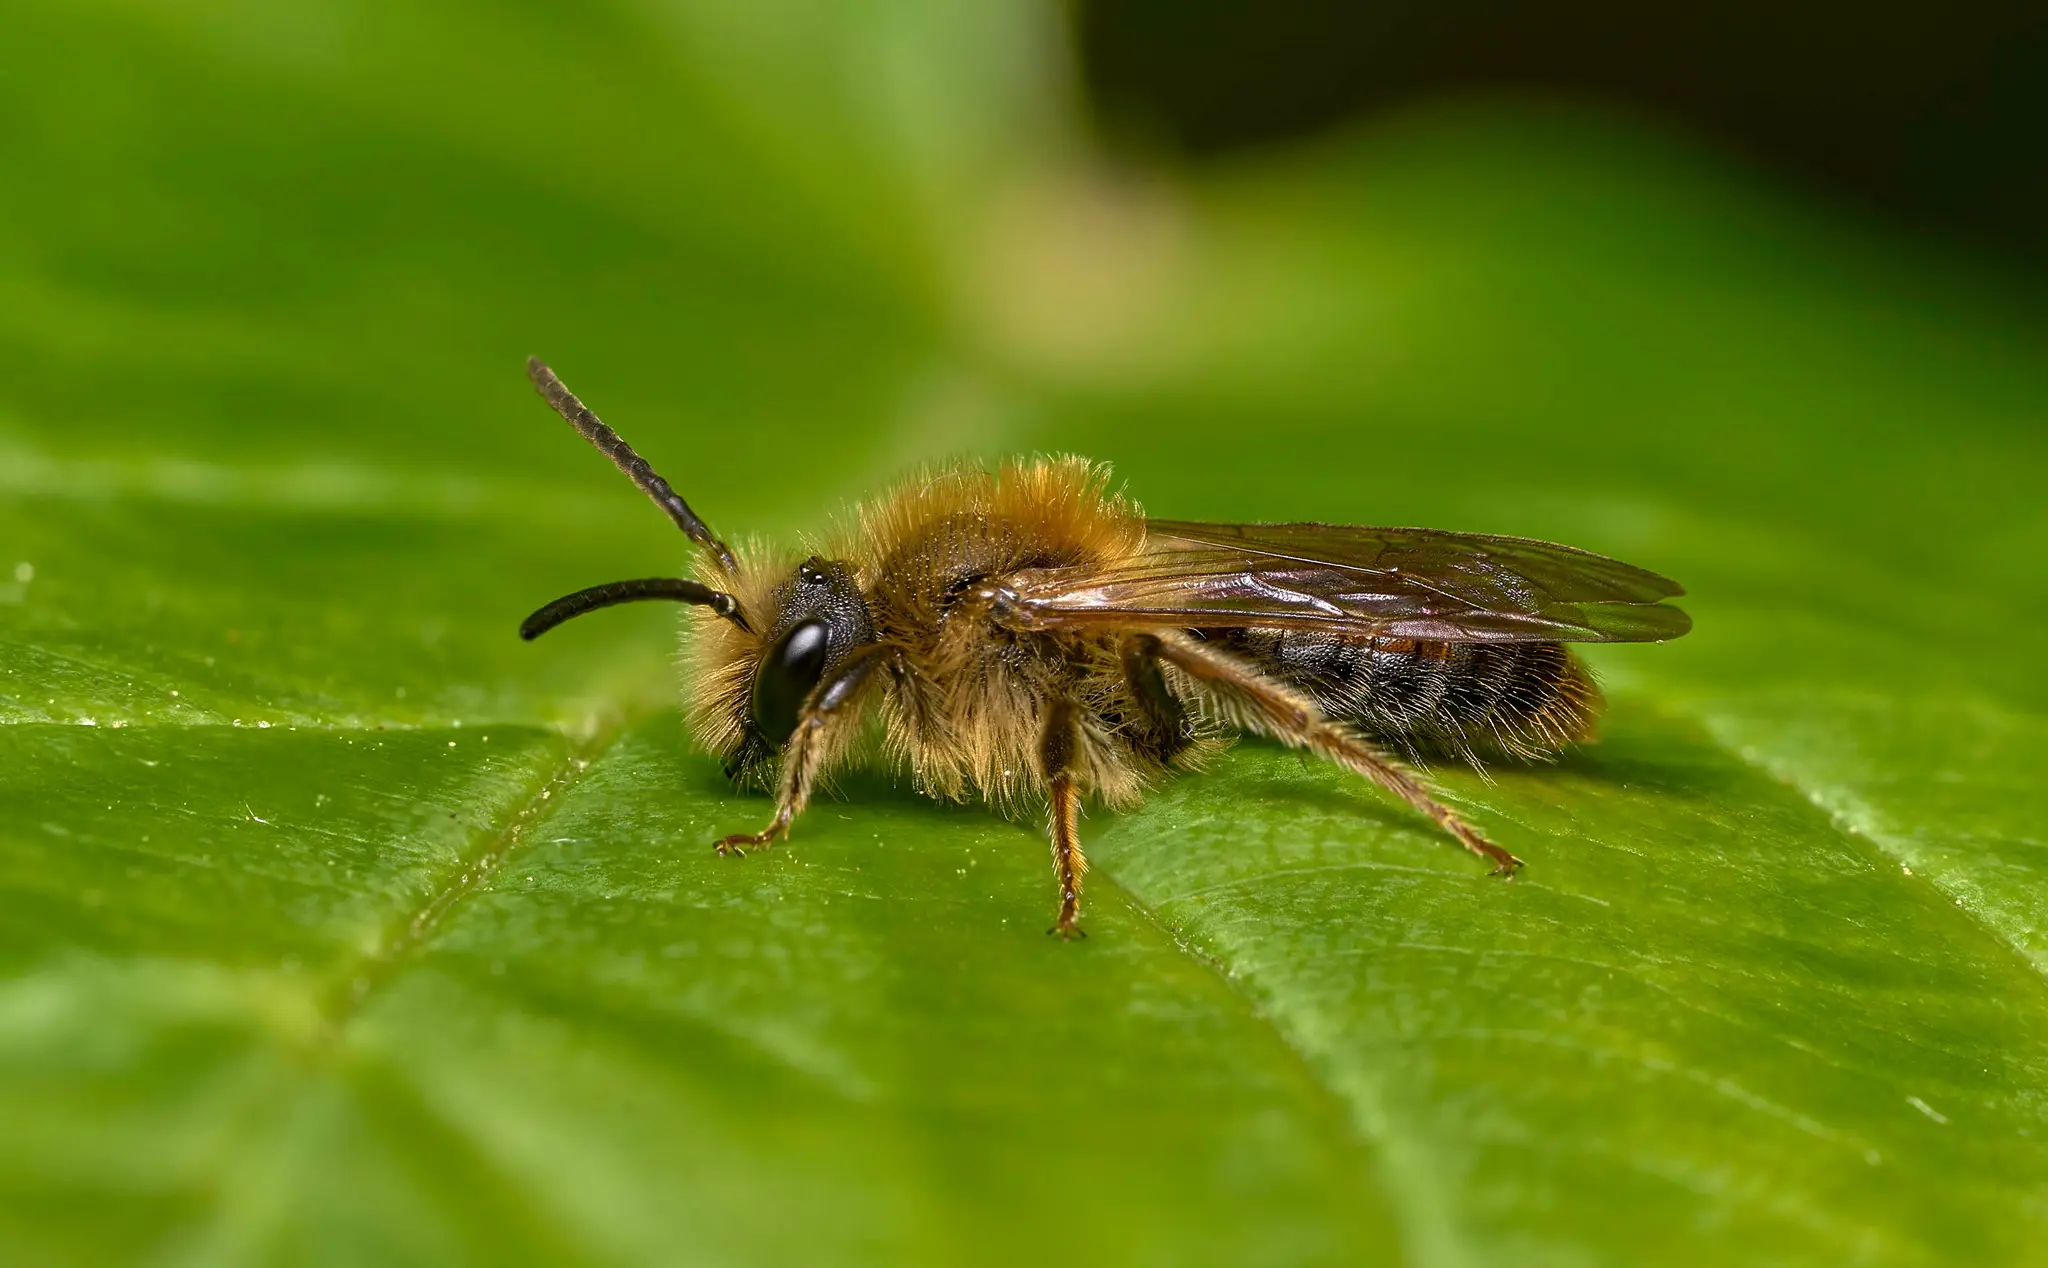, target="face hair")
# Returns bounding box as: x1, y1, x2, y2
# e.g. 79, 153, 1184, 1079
525, 357, 739, 574
520, 577, 749, 642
